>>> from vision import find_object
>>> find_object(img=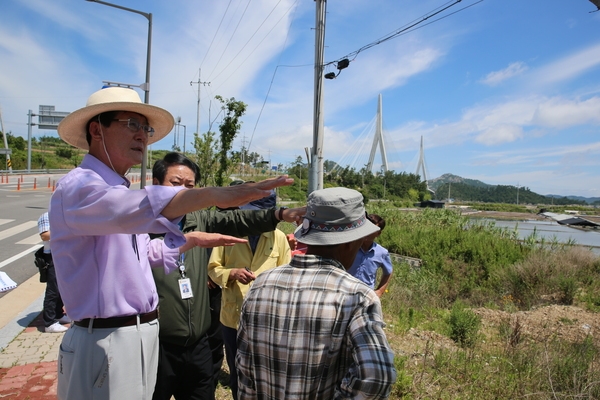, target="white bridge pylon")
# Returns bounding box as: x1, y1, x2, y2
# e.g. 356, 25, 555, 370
366, 94, 389, 174
415, 135, 434, 194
